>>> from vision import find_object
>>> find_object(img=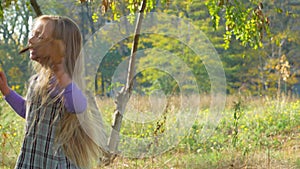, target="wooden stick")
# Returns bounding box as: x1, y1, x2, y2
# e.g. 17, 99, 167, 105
19, 39, 53, 54
19, 46, 31, 54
